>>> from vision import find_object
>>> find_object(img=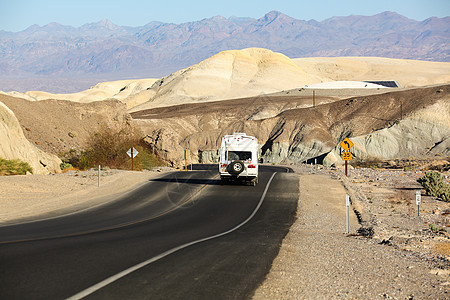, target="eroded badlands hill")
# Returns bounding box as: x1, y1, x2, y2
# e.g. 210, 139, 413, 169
132, 84, 450, 167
